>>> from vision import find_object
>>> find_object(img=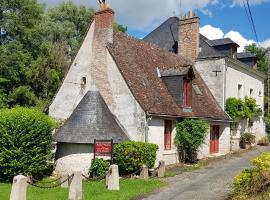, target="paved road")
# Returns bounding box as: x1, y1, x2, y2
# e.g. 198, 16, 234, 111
143, 147, 270, 200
